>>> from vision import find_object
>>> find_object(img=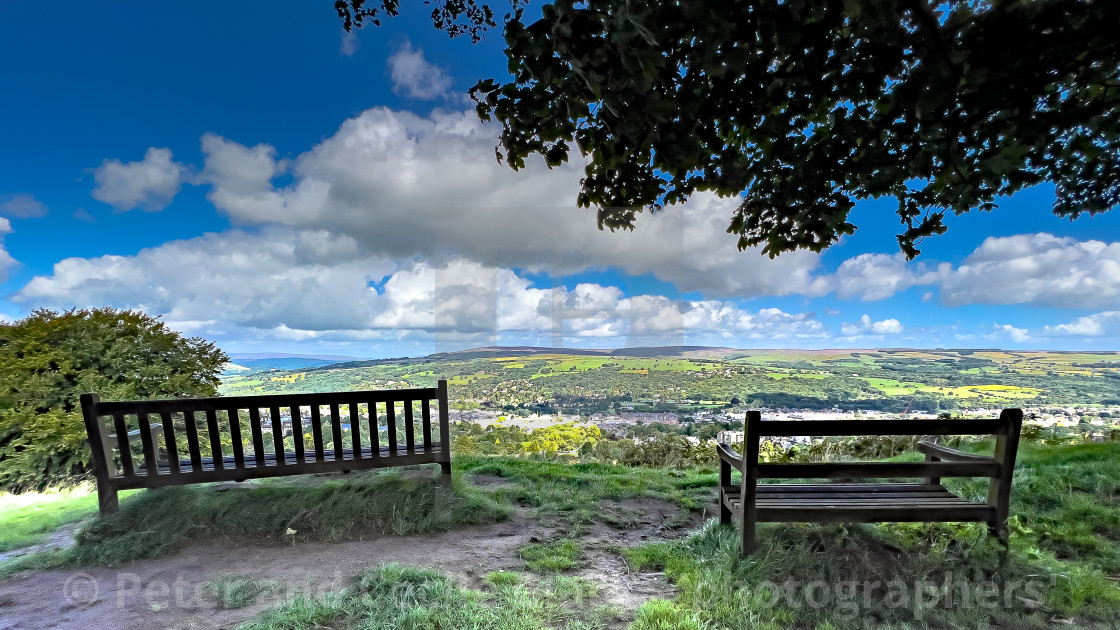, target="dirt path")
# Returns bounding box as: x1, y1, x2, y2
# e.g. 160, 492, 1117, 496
0, 496, 695, 630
